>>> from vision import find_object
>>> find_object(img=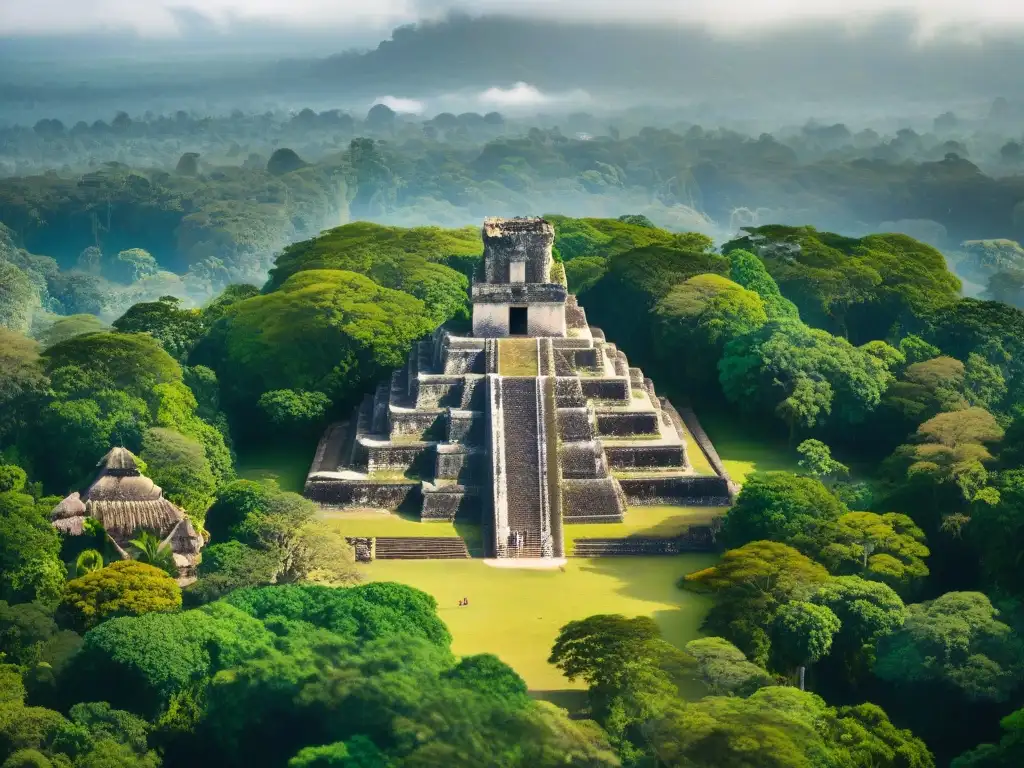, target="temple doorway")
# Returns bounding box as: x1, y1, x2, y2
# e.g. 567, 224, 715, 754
509, 306, 528, 336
